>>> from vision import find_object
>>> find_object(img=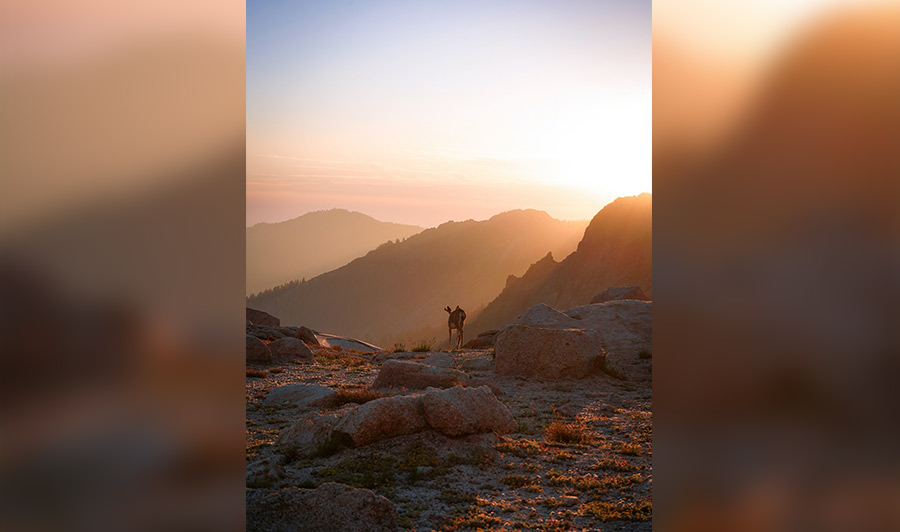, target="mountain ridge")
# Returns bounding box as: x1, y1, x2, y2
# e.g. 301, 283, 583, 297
468, 193, 652, 336
246, 209, 423, 296
247, 208, 589, 345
